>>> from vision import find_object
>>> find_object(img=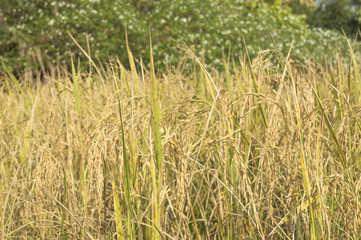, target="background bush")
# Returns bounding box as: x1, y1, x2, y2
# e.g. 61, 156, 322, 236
1, 0, 360, 73
0, 0, 148, 72
290, 0, 361, 37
